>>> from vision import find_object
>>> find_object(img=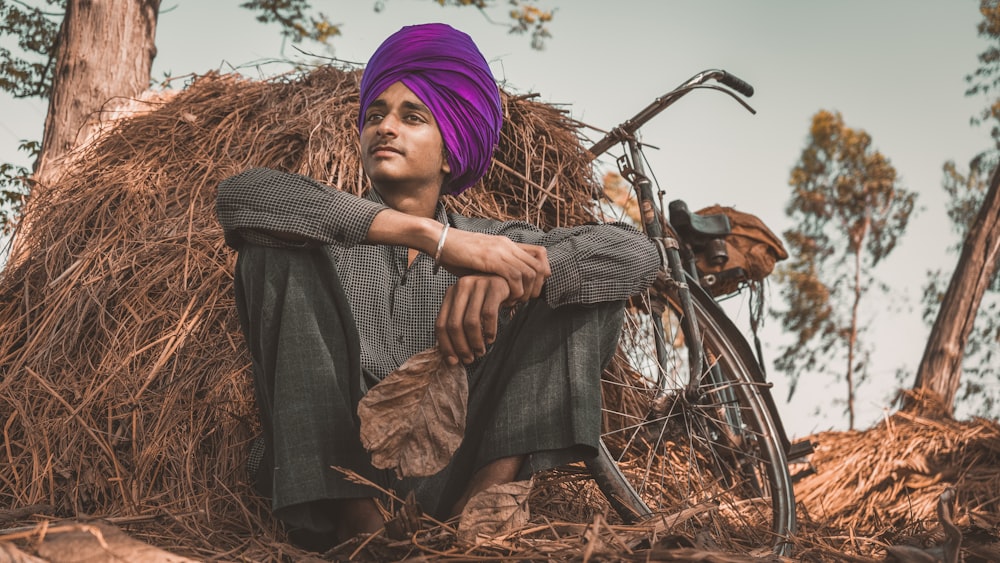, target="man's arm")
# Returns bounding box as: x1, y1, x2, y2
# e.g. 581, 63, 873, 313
535, 222, 661, 307
216, 168, 387, 248
216, 168, 550, 303
461, 218, 662, 308
436, 219, 660, 366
